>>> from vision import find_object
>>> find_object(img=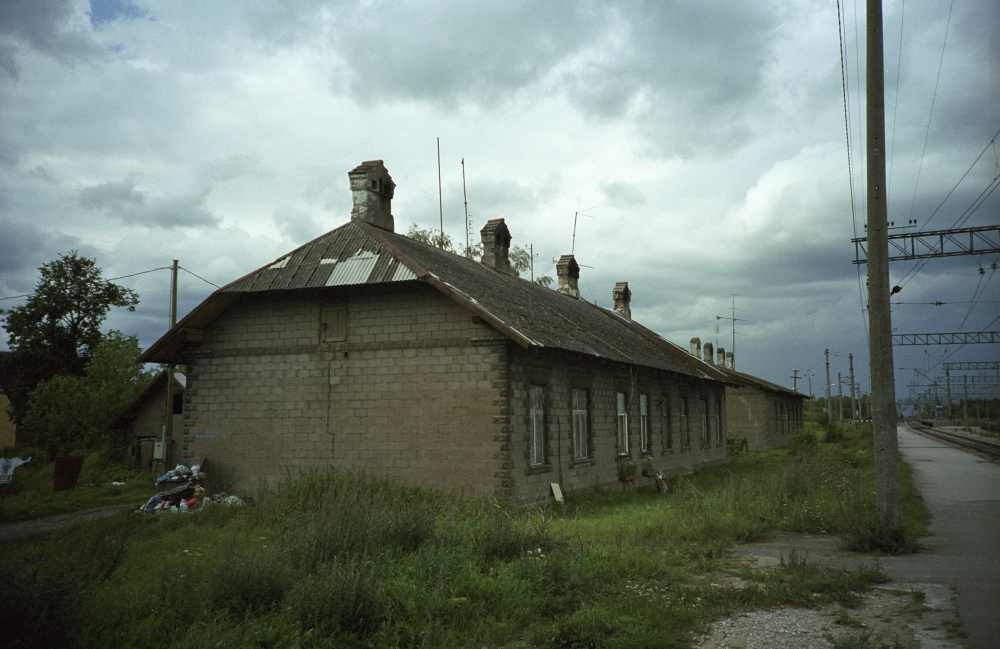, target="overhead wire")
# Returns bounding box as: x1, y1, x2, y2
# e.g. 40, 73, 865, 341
905, 0, 955, 228
0, 266, 172, 301
179, 266, 221, 289
836, 0, 869, 336
886, 0, 905, 197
